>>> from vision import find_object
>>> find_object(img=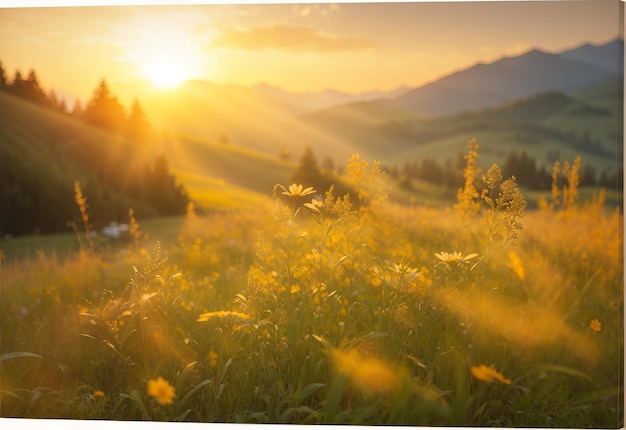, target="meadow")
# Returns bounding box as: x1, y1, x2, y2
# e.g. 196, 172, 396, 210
0, 141, 623, 426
